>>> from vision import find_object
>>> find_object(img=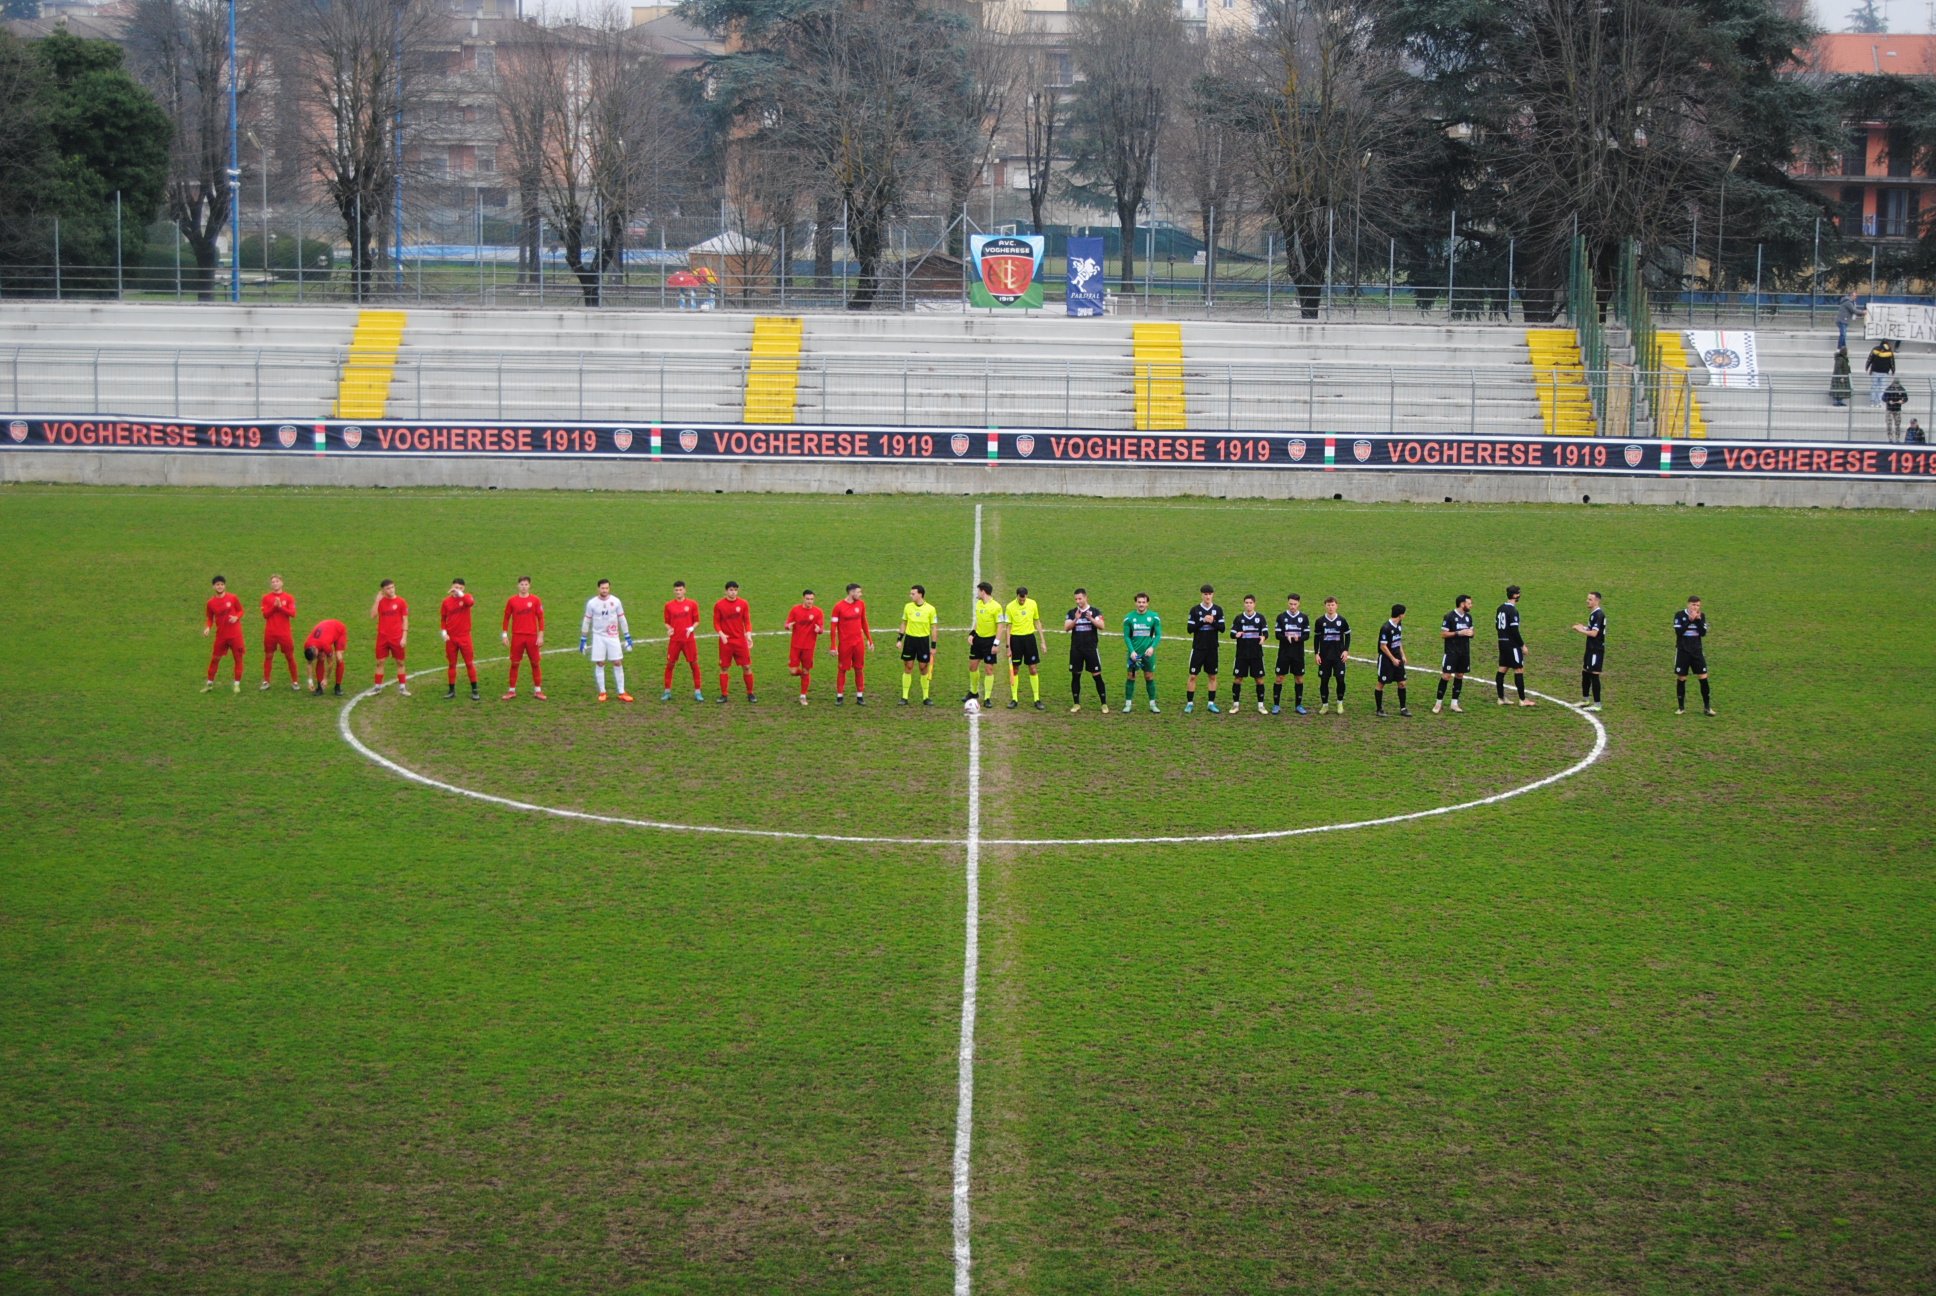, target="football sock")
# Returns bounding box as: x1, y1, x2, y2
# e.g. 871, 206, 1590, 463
1515, 673, 1527, 701
1318, 680, 1328, 702
1255, 683, 1266, 702
1677, 677, 1687, 707
1208, 690, 1217, 703
531, 662, 542, 688
1186, 688, 1196, 705
1398, 687, 1408, 709
595, 664, 607, 693
720, 672, 730, 696
1436, 678, 1449, 699
921, 673, 931, 700
1009, 667, 1019, 701
1071, 670, 1083, 703
1495, 670, 1507, 699
981, 674, 992, 702
1376, 689, 1385, 713
971, 667, 981, 696
335, 661, 345, 685
1129, 676, 1140, 701
902, 673, 912, 700
449, 663, 459, 685
663, 661, 674, 688
839, 669, 848, 695
1146, 679, 1157, 700
1030, 673, 1040, 702
1452, 678, 1463, 698
1591, 674, 1600, 702
1273, 681, 1283, 704
1581, 669, 1592, 699
1335, 679, 1345, 699
614, 666, 626, 694
1094, 676, 1108, 703
1699, 678, 1711, 706
800, 674, 810, 696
